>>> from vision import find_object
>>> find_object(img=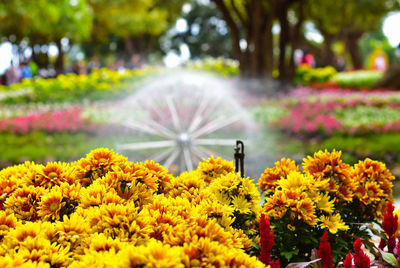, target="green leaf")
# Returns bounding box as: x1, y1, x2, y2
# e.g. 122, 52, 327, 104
281, 249, 300, 261
379, 249, 400, 267
120, 181, 127, 194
